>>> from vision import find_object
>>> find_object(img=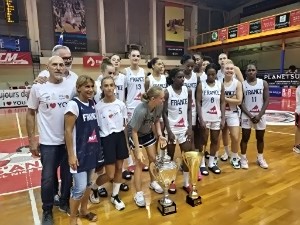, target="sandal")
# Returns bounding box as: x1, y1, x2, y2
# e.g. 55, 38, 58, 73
208, 165, 221, 174
122, 170, 132, 180
98, 187, 108, 197
204, 151, 210, 159
120, 183, 129, 192
200, 167, 209, 176
80, 212, 97, 222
